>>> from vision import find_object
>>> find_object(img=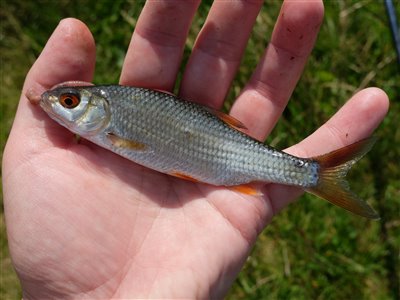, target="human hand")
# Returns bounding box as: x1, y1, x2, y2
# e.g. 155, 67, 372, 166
3, 1, 388, 298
